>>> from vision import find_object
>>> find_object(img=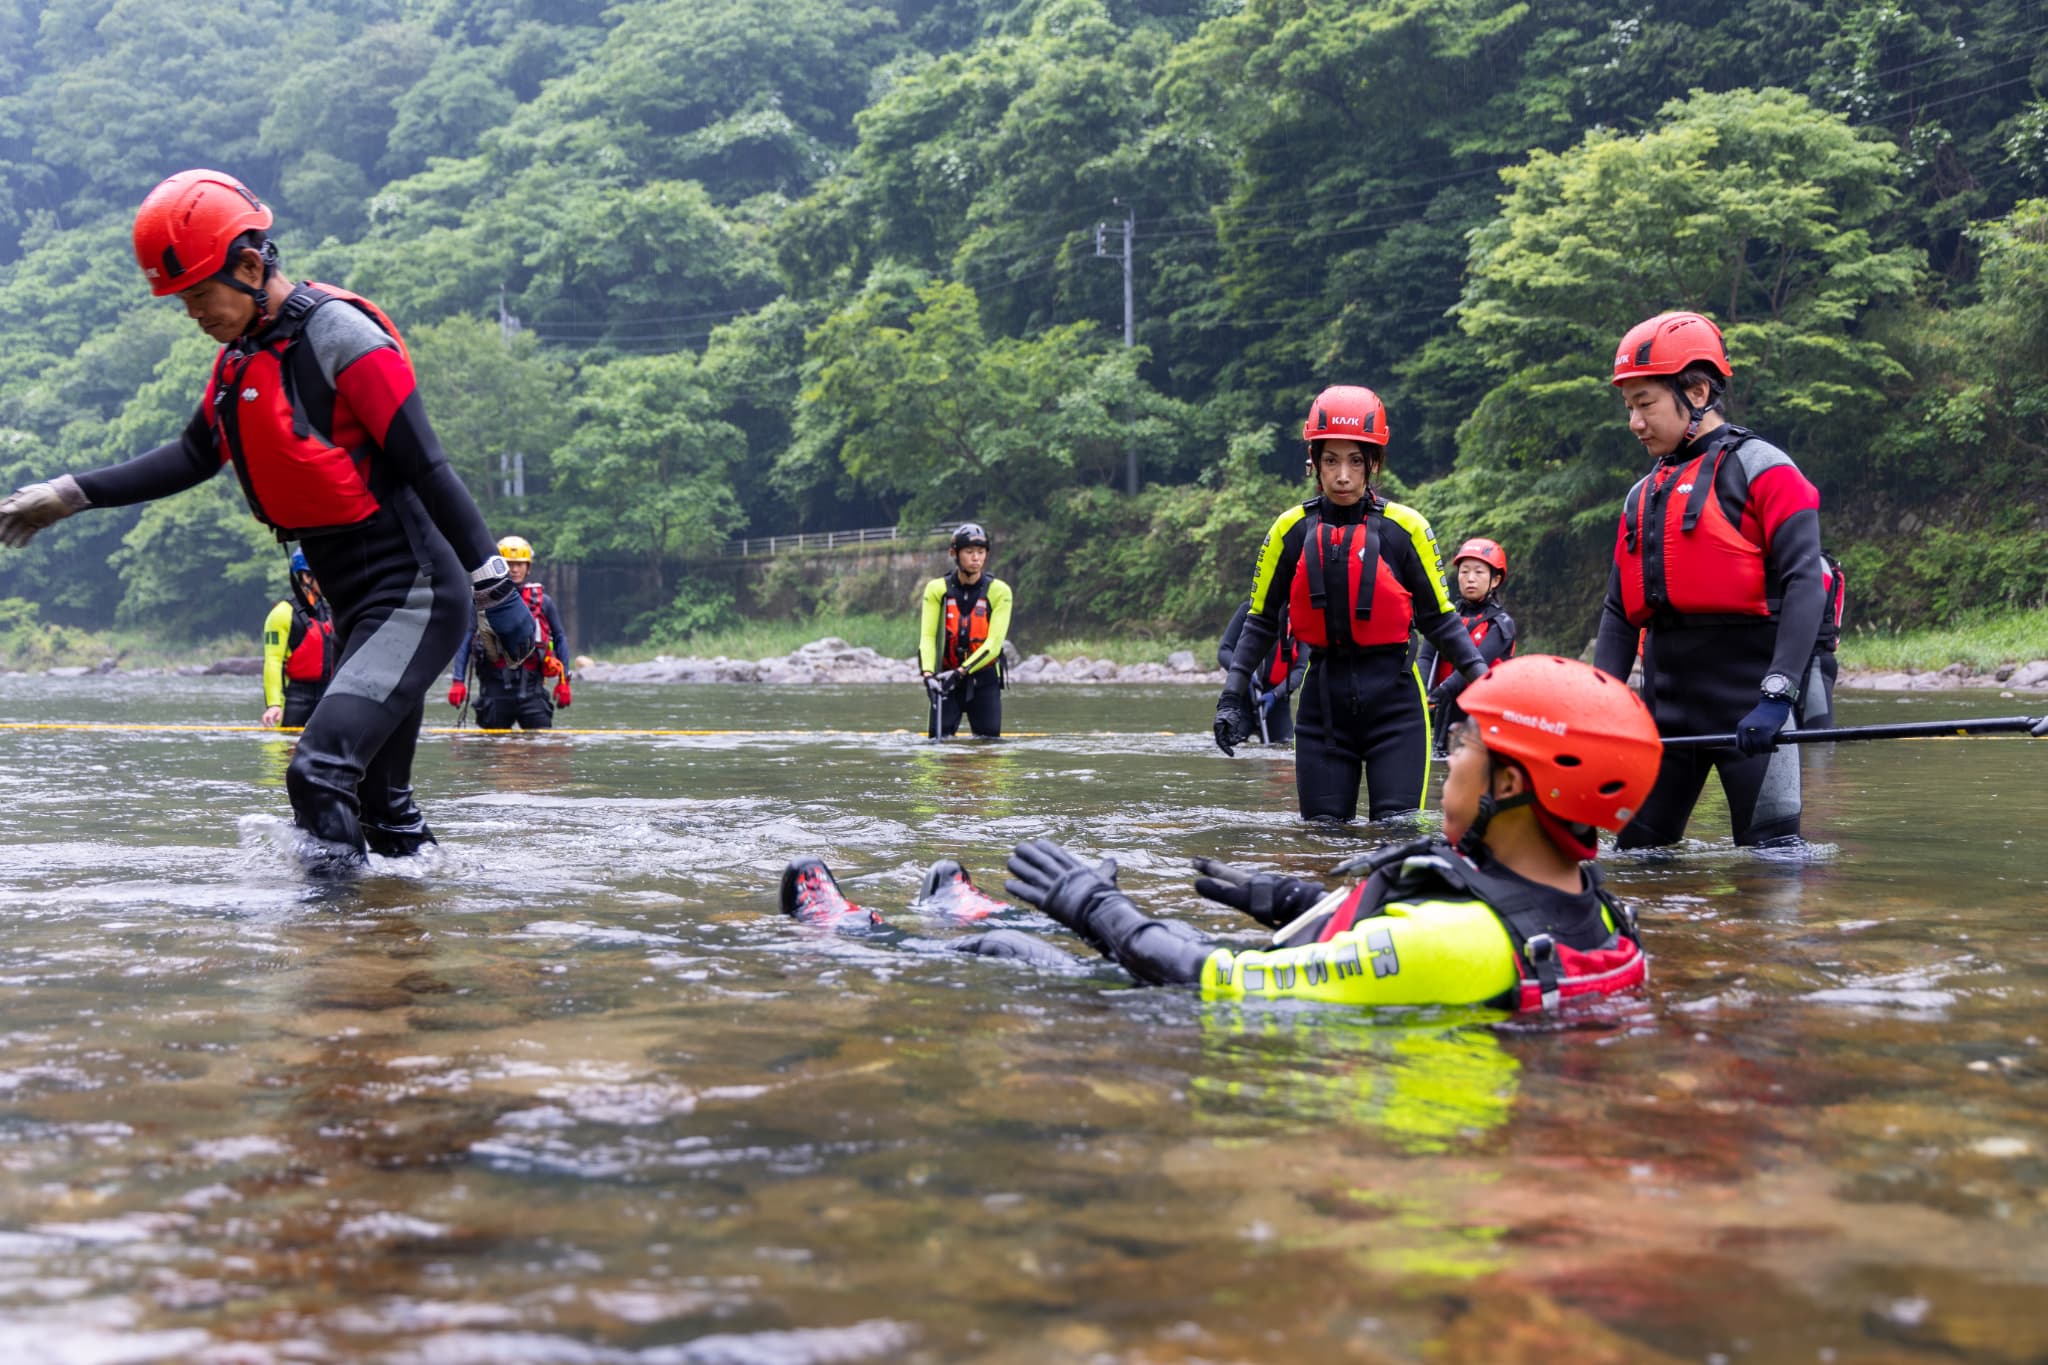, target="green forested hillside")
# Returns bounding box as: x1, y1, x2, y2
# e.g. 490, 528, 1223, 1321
0, 0, 2042, 649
